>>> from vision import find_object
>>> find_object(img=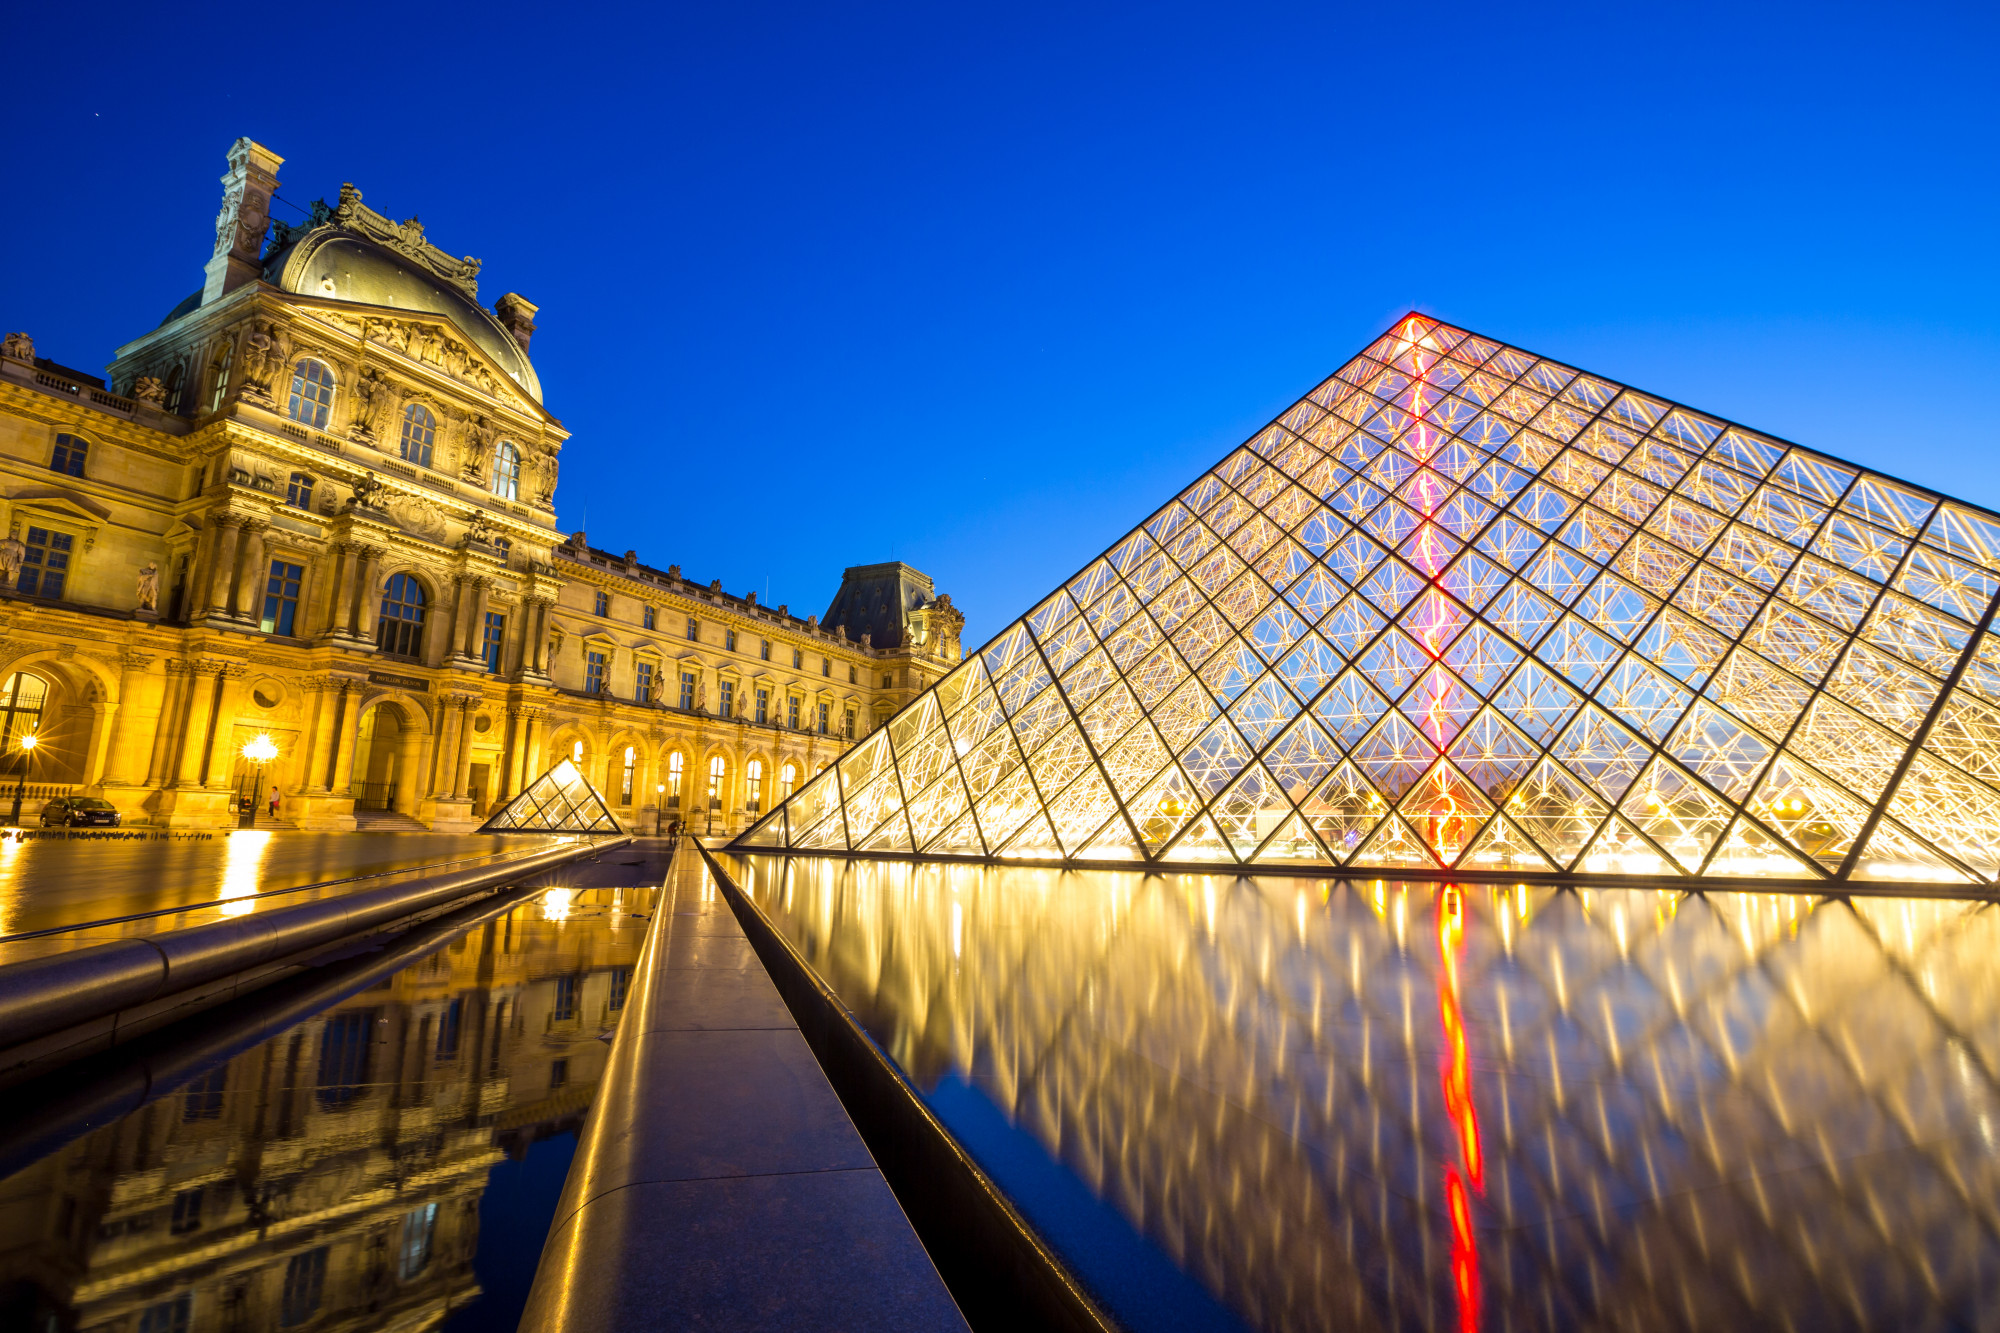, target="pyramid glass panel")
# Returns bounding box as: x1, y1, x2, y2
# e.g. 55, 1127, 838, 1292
733, 315, 2000, 884
479, 759, 623, 834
